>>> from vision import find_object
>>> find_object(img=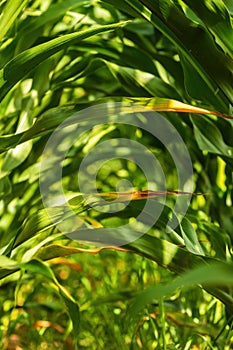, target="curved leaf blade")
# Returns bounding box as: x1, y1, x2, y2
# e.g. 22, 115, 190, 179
0, 21, 128, 101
